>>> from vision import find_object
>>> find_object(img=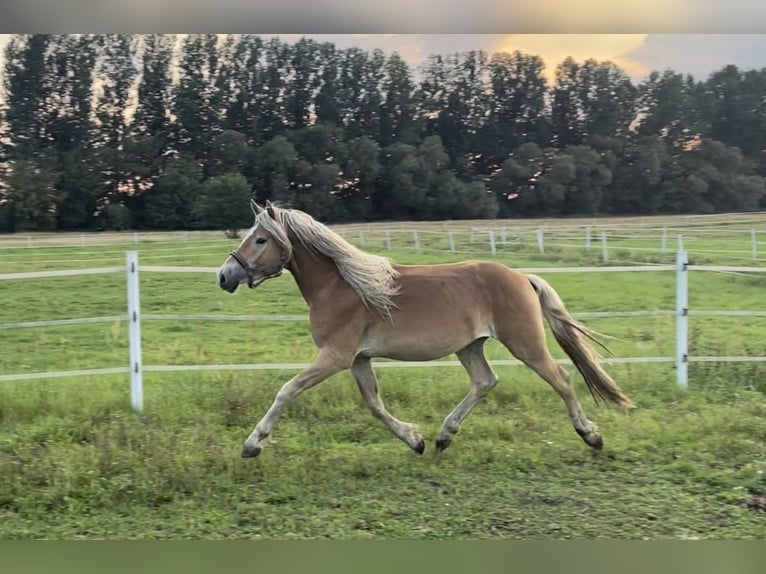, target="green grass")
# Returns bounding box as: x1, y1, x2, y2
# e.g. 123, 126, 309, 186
0, 217, 765, 539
